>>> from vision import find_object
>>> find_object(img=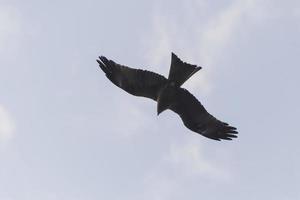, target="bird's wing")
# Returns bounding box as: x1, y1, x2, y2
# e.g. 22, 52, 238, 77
170, 88, 238, 141
97, 56, 167, 101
